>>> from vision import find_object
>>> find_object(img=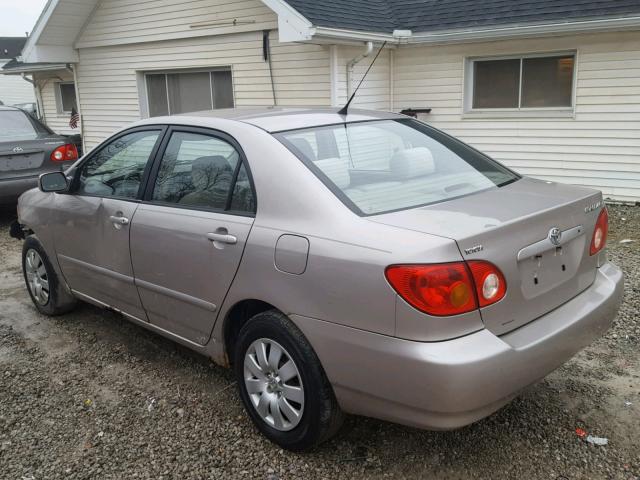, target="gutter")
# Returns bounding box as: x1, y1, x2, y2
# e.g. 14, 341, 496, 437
0, 63, 68, 75
310, 15, 640, 45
